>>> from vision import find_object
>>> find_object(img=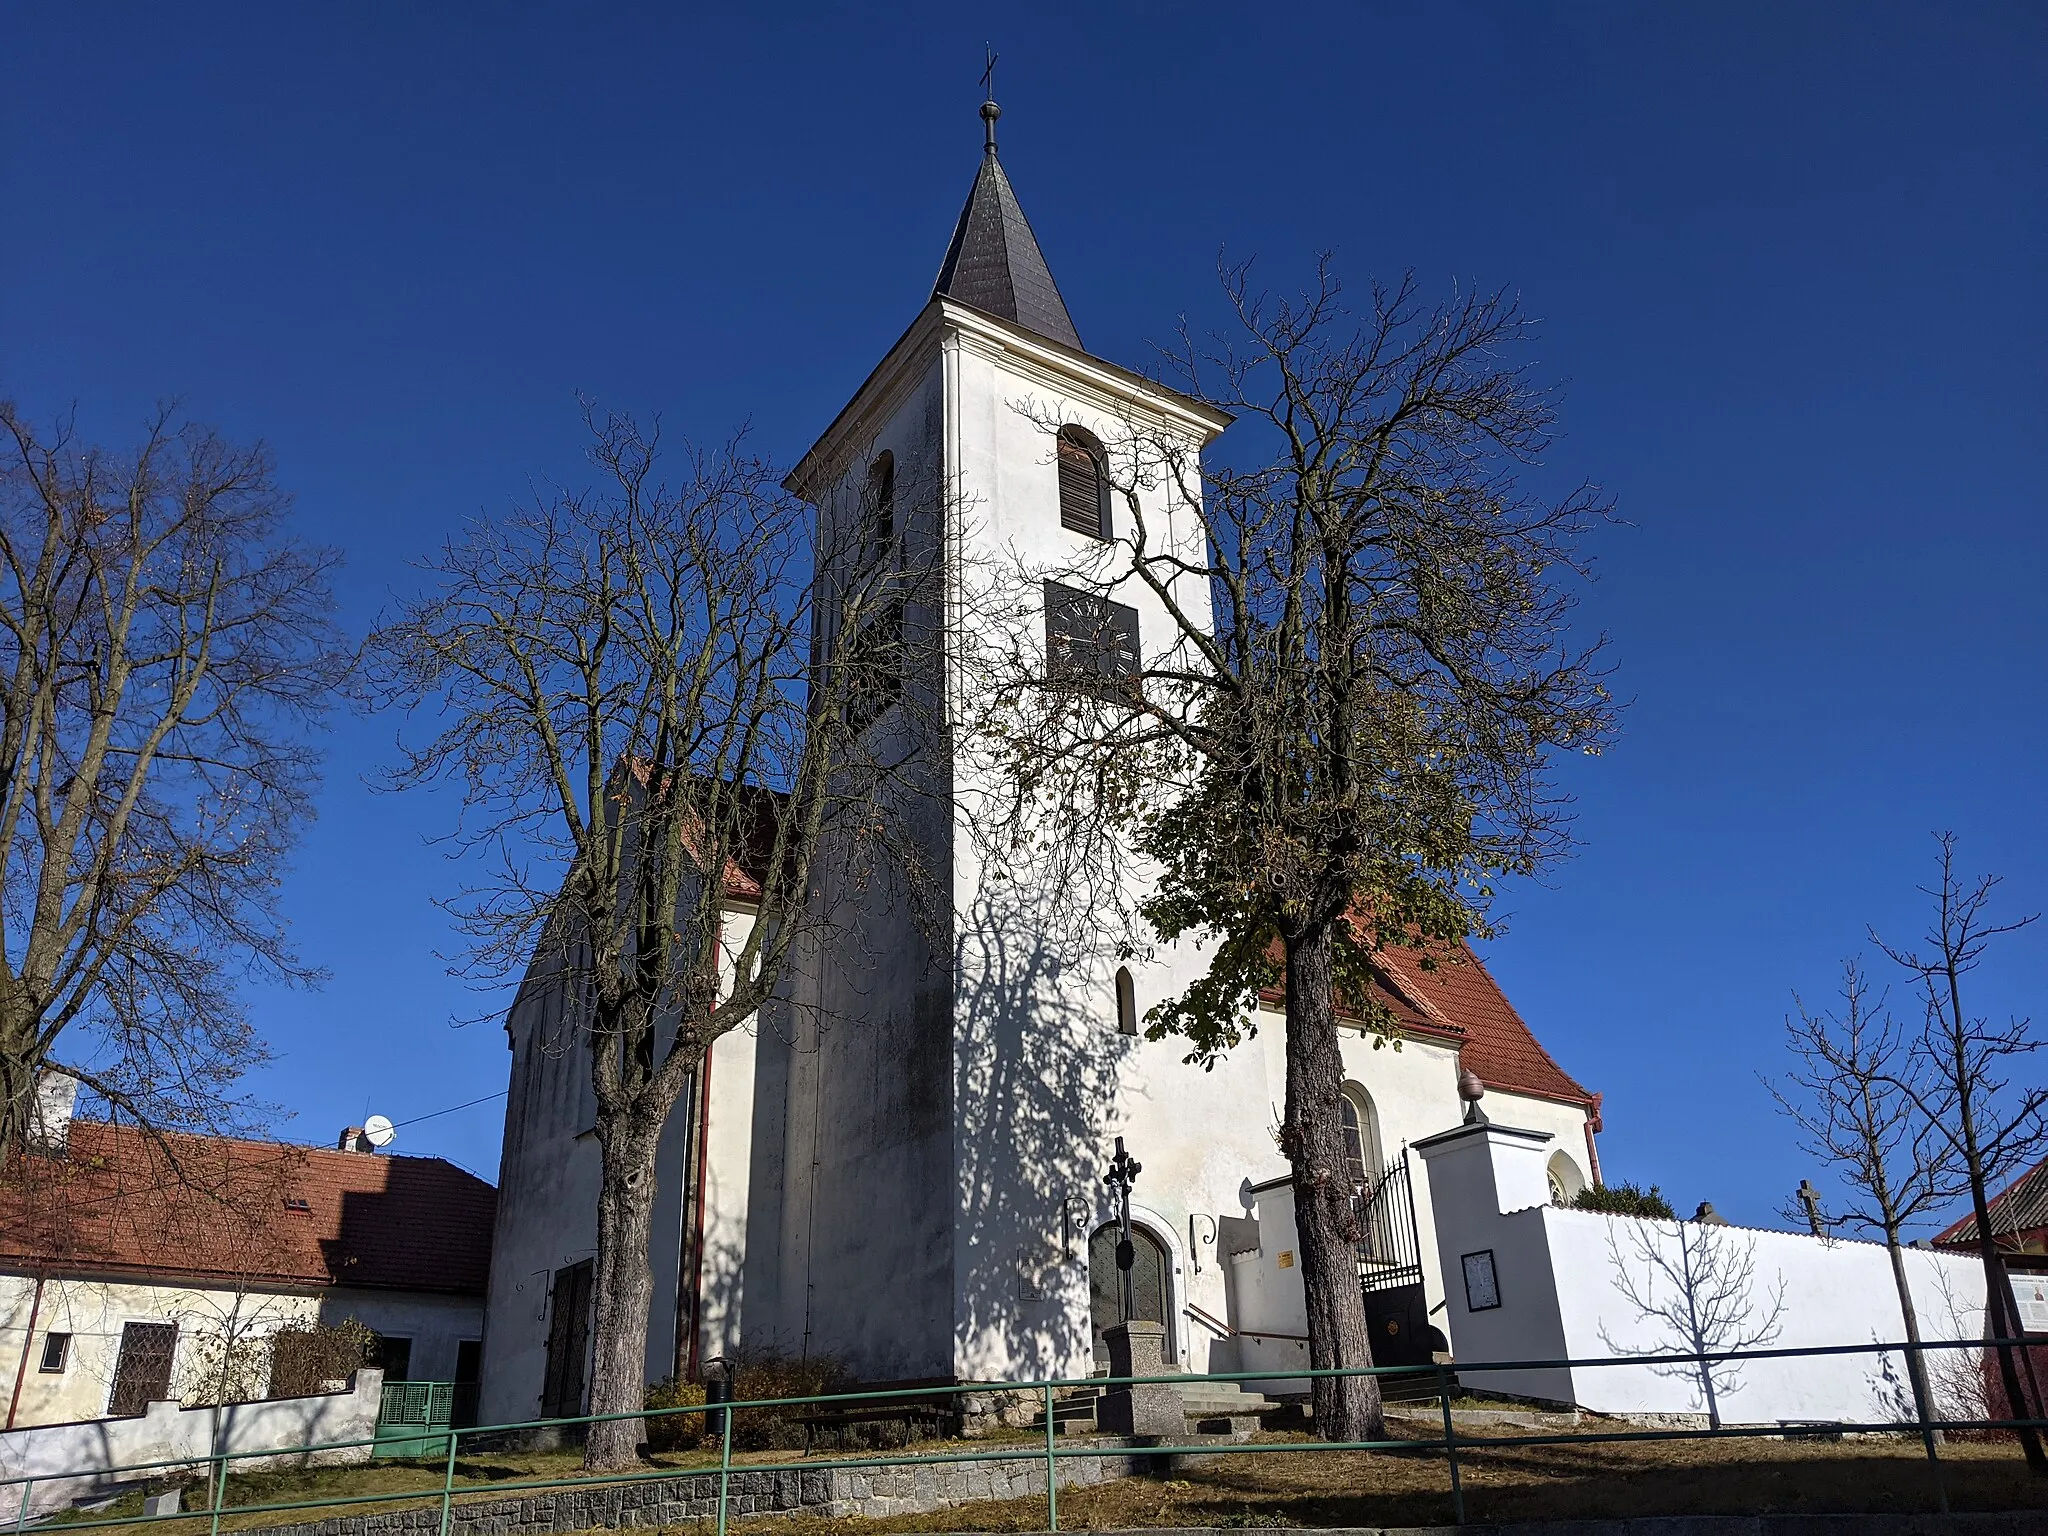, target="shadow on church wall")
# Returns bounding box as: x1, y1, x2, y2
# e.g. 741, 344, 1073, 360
953, 835, 1140, 1381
